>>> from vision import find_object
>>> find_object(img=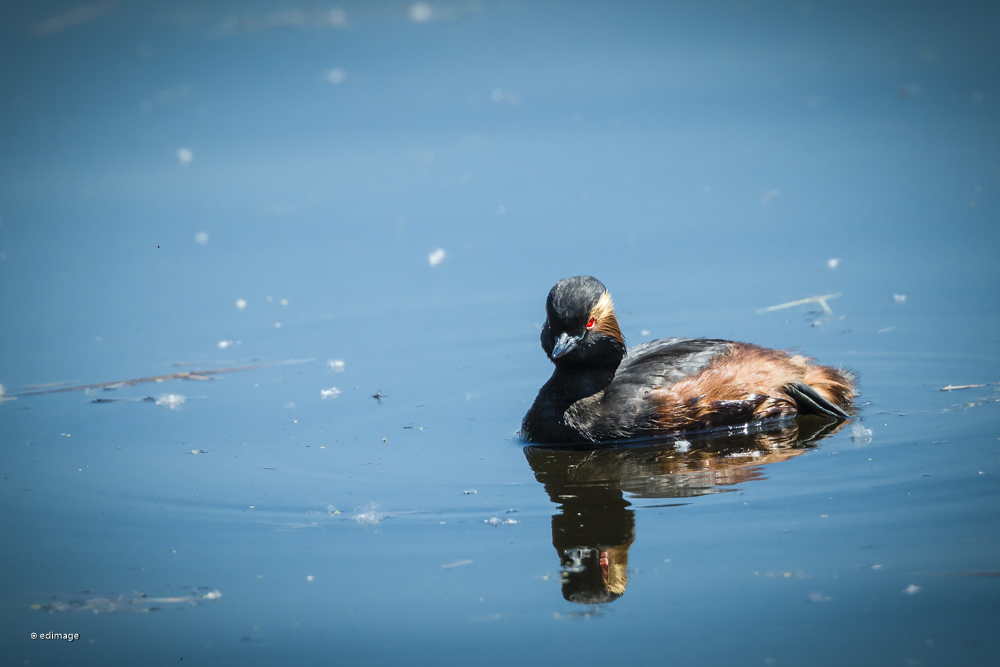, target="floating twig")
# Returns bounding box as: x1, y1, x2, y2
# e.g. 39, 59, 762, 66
13, 359, 314, 398
757, 293, 842, 315
939, 383, 998, 392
